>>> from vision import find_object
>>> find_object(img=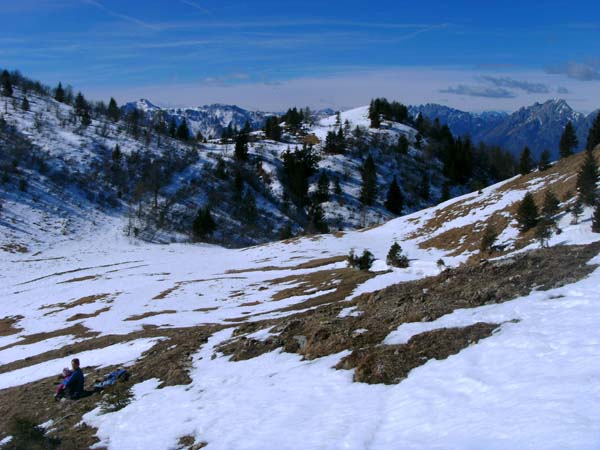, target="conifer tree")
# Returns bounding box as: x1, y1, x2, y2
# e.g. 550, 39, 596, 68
54, 82, 65, 103
307, 202, 329, 234
1, 70, 13, 97
192, 207, 216, 240
538, 149, 551, 171
359, 154, 377, 205
107, 97, 120, 122
234, 132, 249, 161
592, 202, 600, 233
384, 176, 403, 215
571, 198, 584, 224
176, 120, 190, 140
519, 147, 535, 175
397, 135, 409, 154
263, 116, 282, 141
315, 171, 330, 203
480, 224, 498, 255
516, 192, 539, 232
576, 148, 599, 206
420, 172, 430, 201
535, 217, 553, 248
168, 118, 177, 138
559, 121, 578, 158
542, 190, 560, 220
21, 95, 29, 112
586, 112, 600, 151
386, 241, 409, 268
